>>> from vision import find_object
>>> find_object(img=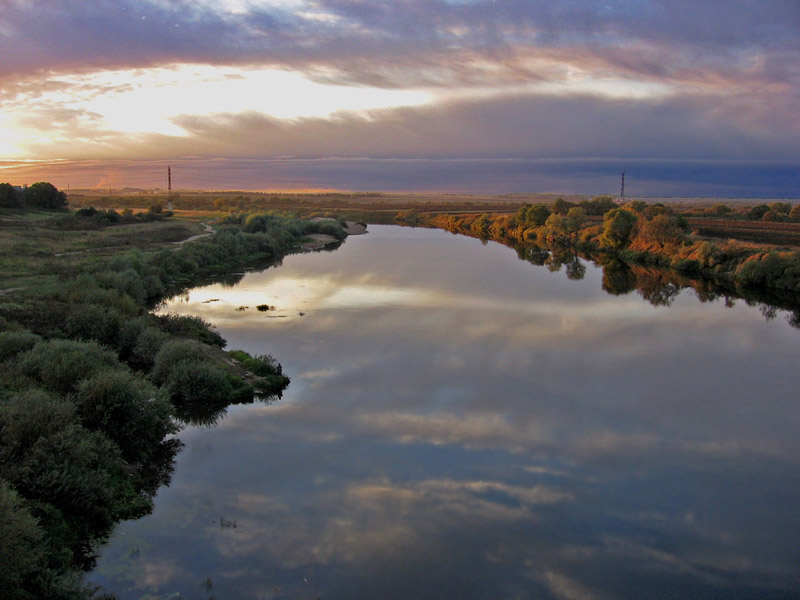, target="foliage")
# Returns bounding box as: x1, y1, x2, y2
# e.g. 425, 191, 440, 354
768, 202, 791, 215
151, 338, 217, 385
0, 390, 127, 530
152, 314, 225, 347
0, 479, 45, 599
165, 359, 233, 404
516, 203, 551, 227
0, 183, 23, 208
601, 208, 639, 248
19, 339, 118, 395
228, 350, 277, 375
550, 198, 574, 215
0, 193, 305, 599
563, 207, 588, 238
75, 370, 178, 463
748, 204, 770, 221
0, 330, 41, 361
706, 203, 732, 215
636, 213, 686, 248
578, 195, 617, 216
24, 182, 68, 210
64, 303, 123, 346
